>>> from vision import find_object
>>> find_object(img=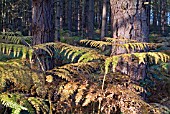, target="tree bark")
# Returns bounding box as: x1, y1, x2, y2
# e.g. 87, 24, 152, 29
152, 0, 158, 28
88, 0, 94, 39
67, 0, 72, 33
55, 0, 61, 41
161, 0, 167, 35
81, 0, 85, 37
0, 0, 2, 32
32, 0, 54, 70
75, 0, 80, 36
101, 0, 107, 40
110, 0, 149, 81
